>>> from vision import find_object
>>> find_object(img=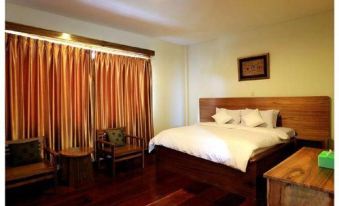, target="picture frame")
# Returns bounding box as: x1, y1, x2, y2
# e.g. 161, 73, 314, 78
238, 53, 269, 81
